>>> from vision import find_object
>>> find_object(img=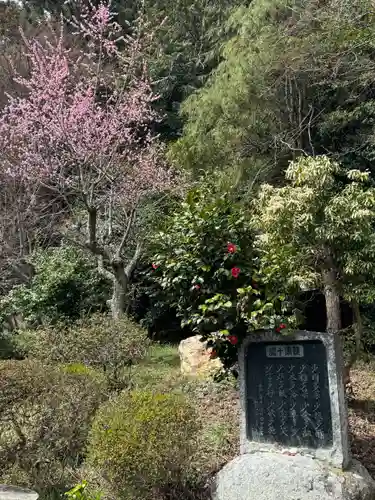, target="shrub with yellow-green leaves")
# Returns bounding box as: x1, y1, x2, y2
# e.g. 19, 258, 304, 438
15, 313, 150, 390
87, 390, 199, 500
0, 359, 106, 495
